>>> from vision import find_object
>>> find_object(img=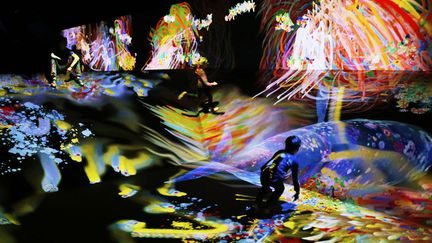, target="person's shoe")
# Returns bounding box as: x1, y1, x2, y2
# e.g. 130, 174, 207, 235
49, 77, 57, 87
